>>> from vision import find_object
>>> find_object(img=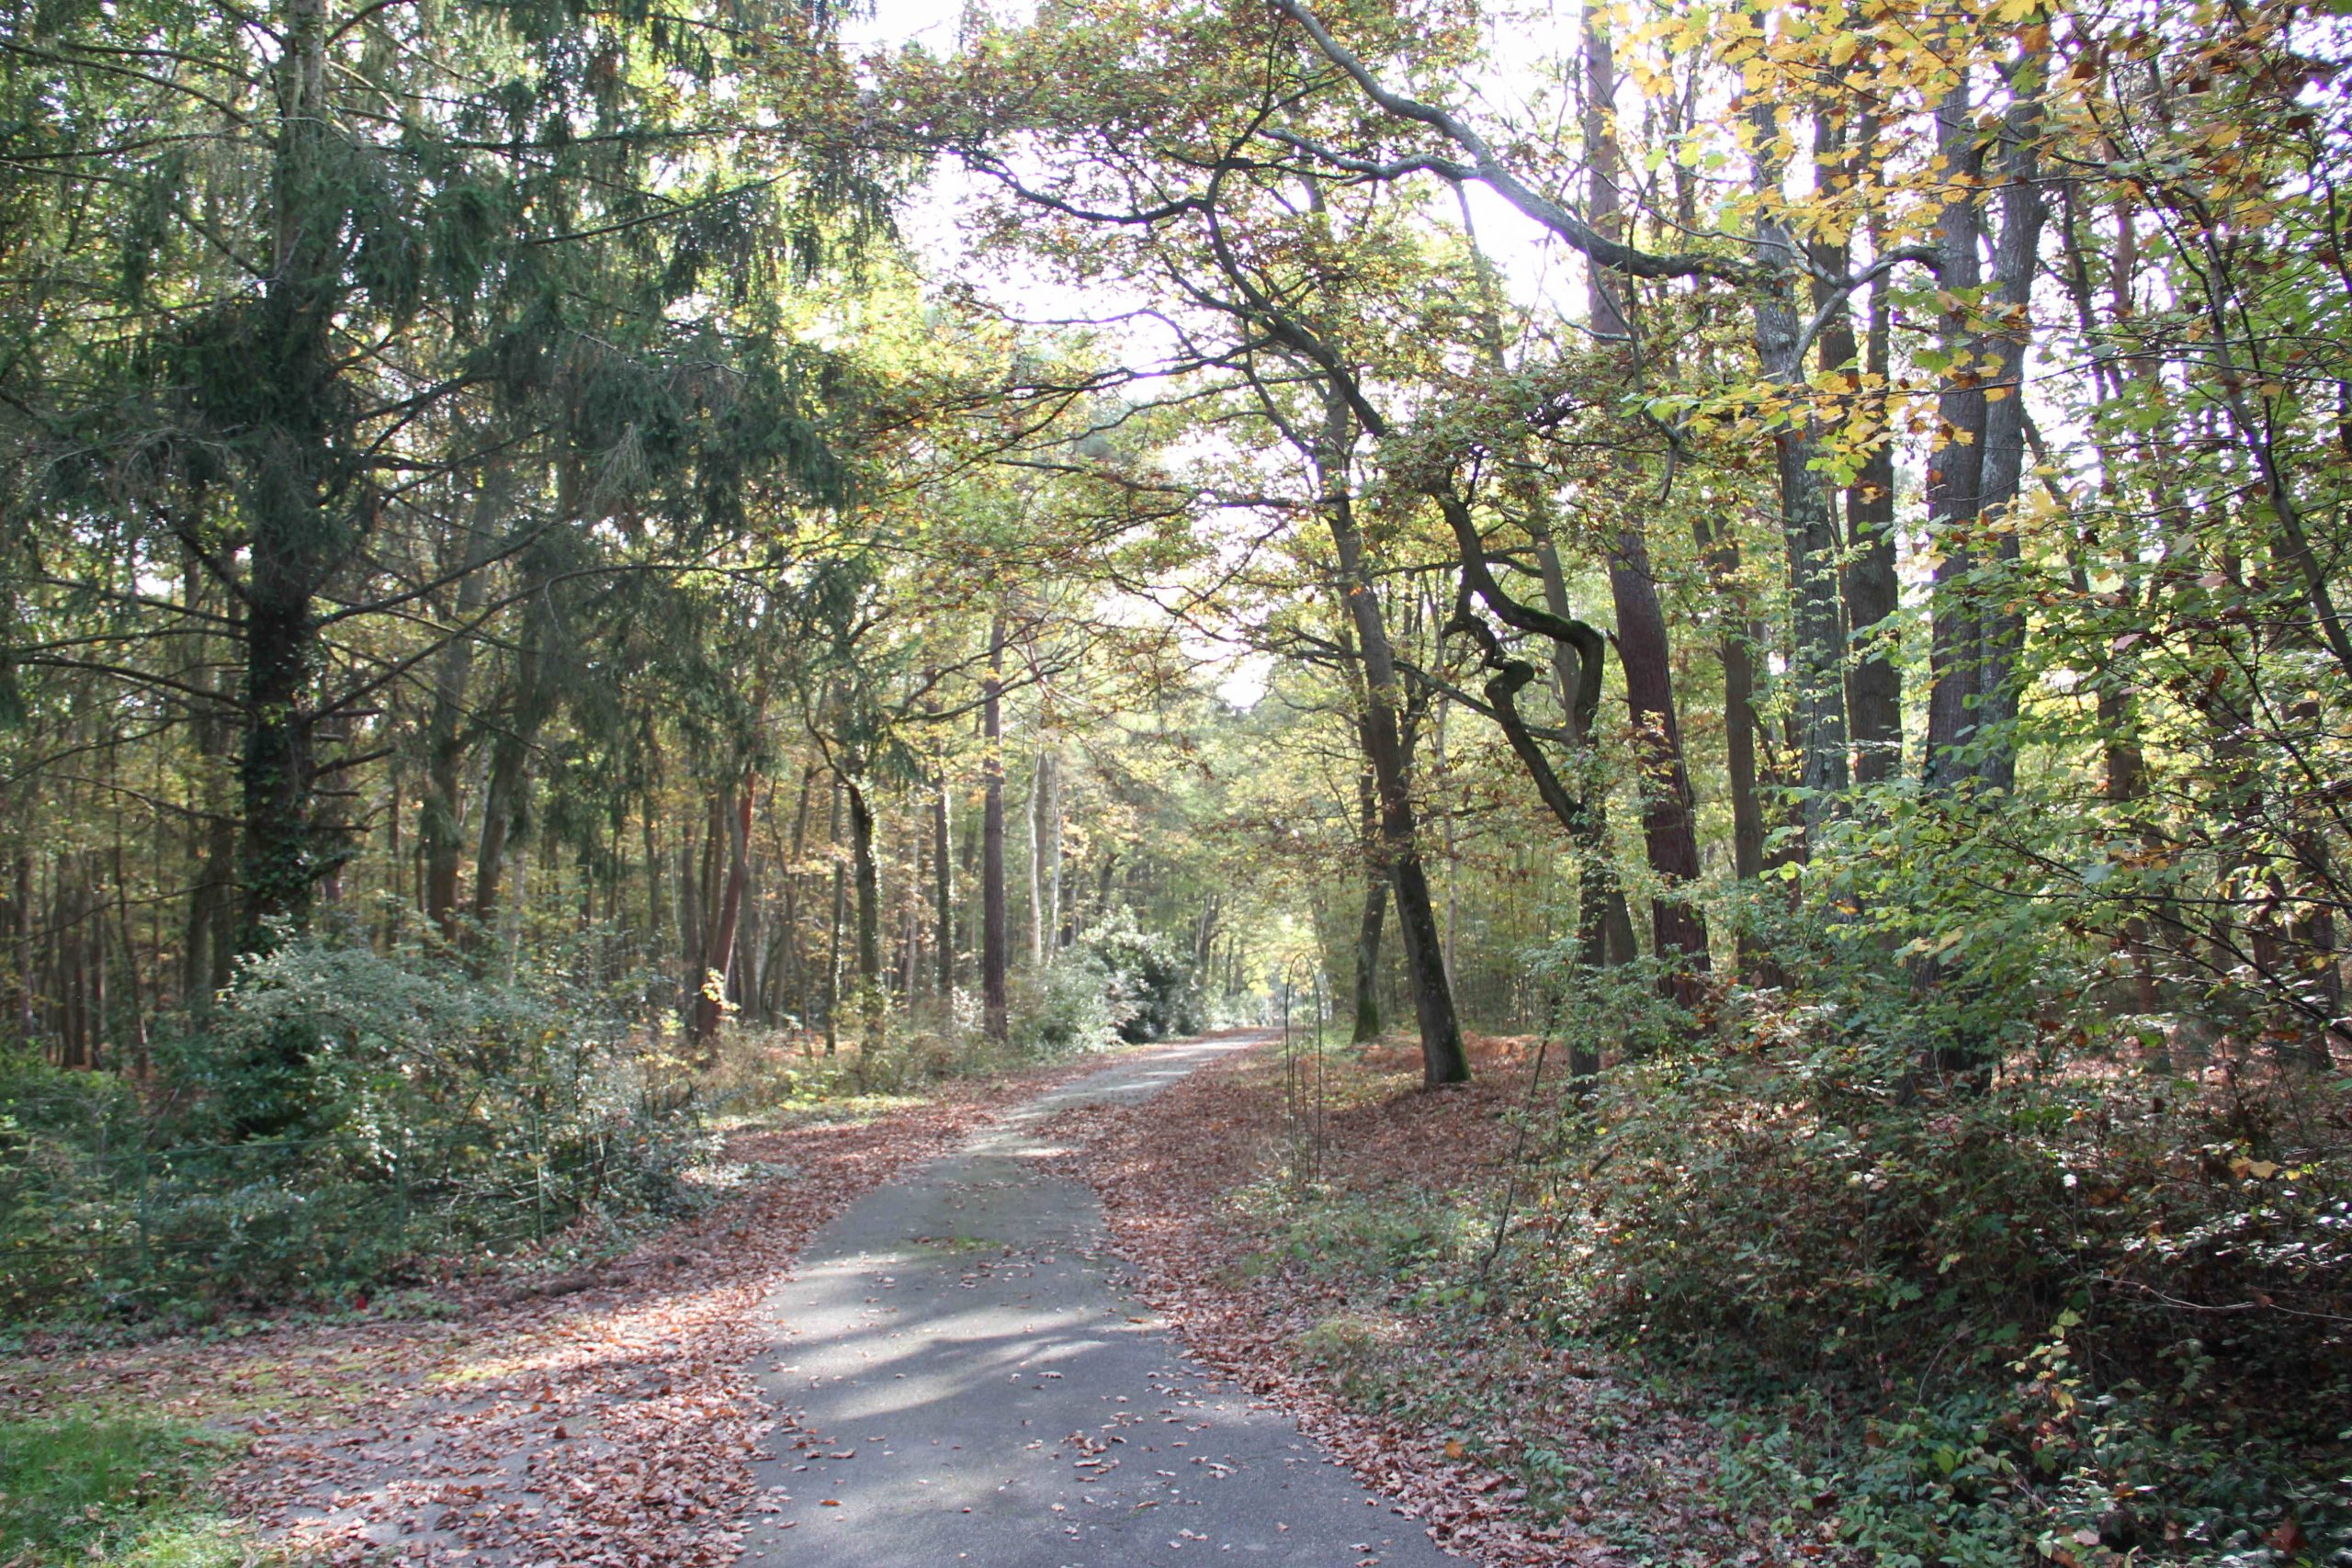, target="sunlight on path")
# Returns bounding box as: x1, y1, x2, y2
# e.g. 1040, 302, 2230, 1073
741, 1036, 1461, 1568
